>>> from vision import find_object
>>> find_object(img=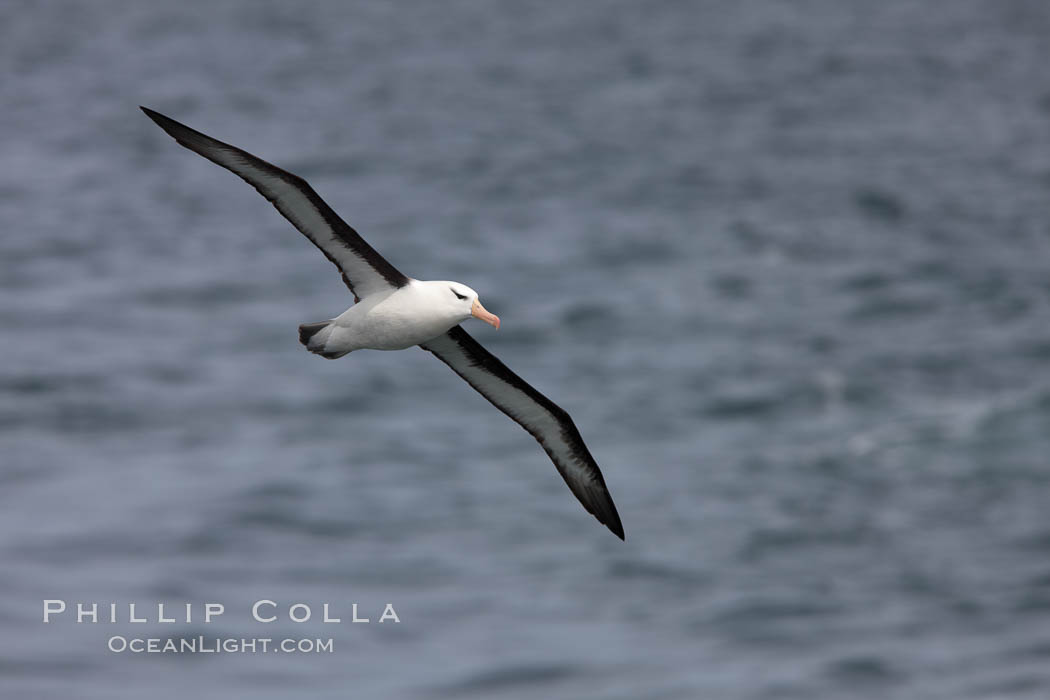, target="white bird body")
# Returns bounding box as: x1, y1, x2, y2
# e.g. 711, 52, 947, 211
307, 280, 490, 356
